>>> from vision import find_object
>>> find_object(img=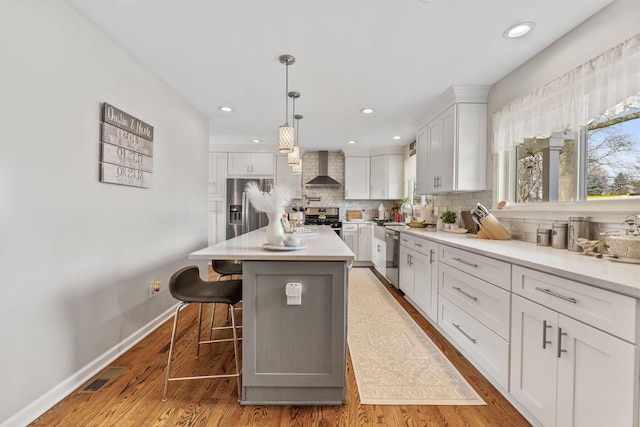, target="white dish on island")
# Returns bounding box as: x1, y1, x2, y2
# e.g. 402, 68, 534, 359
442, 228, 469, 234
263, 243, 308, 251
